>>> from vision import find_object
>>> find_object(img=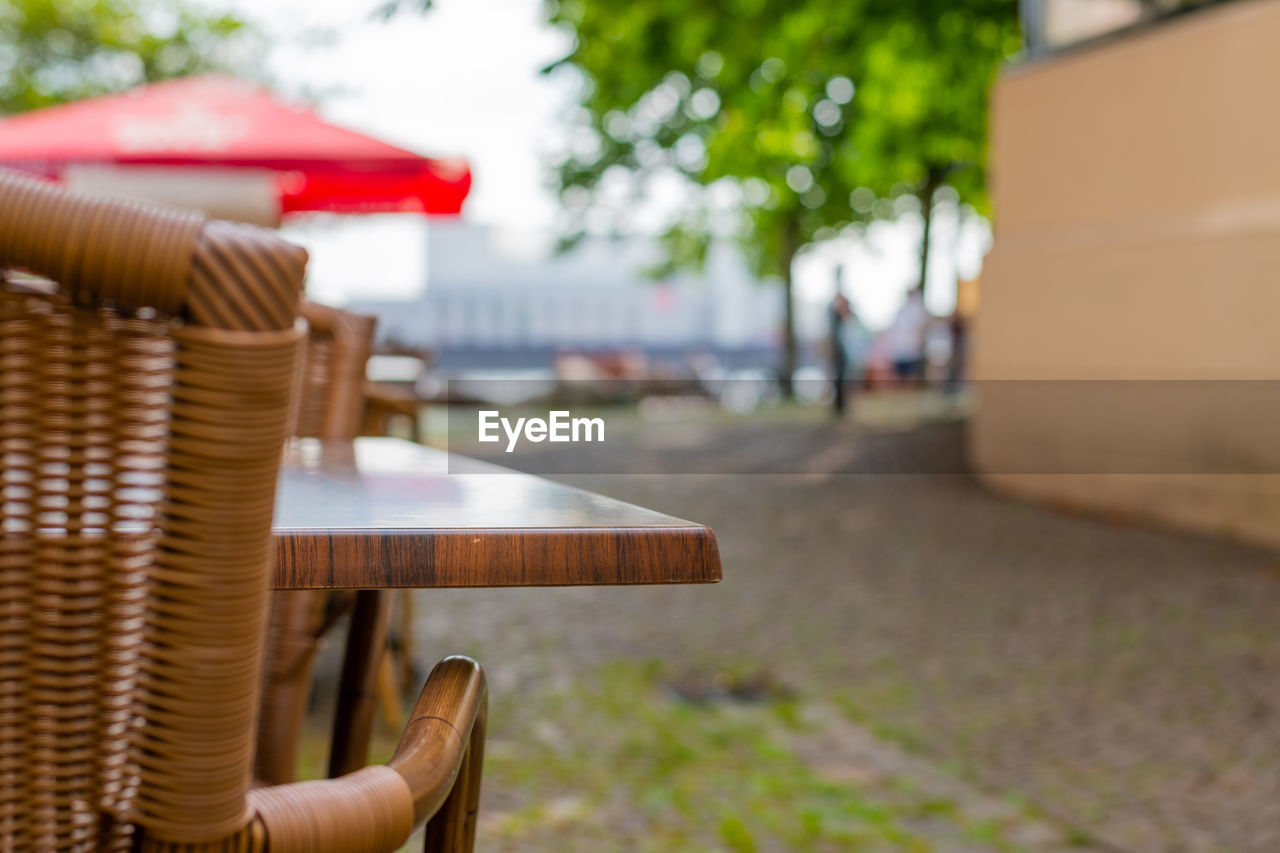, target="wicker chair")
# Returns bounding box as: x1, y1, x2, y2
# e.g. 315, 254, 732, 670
0, 168, 486, 852
294, 302, 377, 440
257, 301, 380, 787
